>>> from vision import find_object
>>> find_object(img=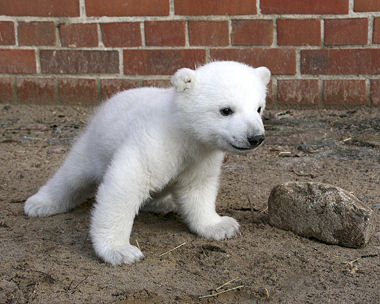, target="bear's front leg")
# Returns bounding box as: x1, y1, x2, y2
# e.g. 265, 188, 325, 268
89, 148, 149, 265
174, 162, 240, 241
